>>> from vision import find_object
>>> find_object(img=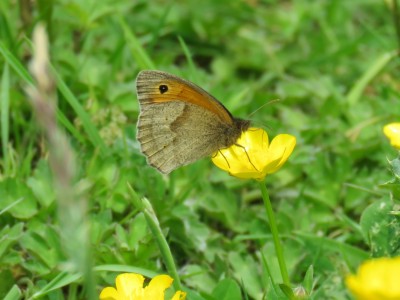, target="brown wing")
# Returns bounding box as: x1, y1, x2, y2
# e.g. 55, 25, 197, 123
136, 70, 243, 174
137, 101, 230, 174
136, 70, 234, 124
